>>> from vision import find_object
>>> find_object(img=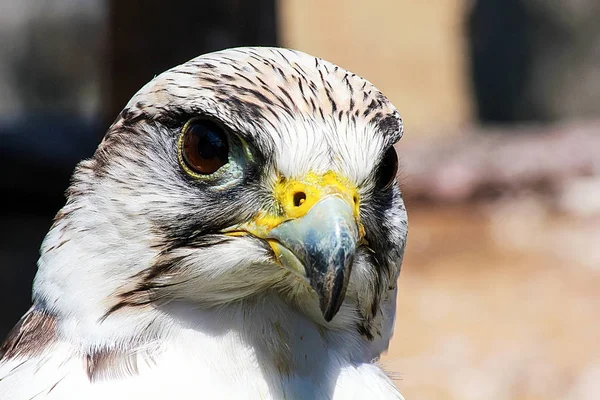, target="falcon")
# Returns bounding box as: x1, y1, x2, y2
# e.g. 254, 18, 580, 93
0, 47, 407, 399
